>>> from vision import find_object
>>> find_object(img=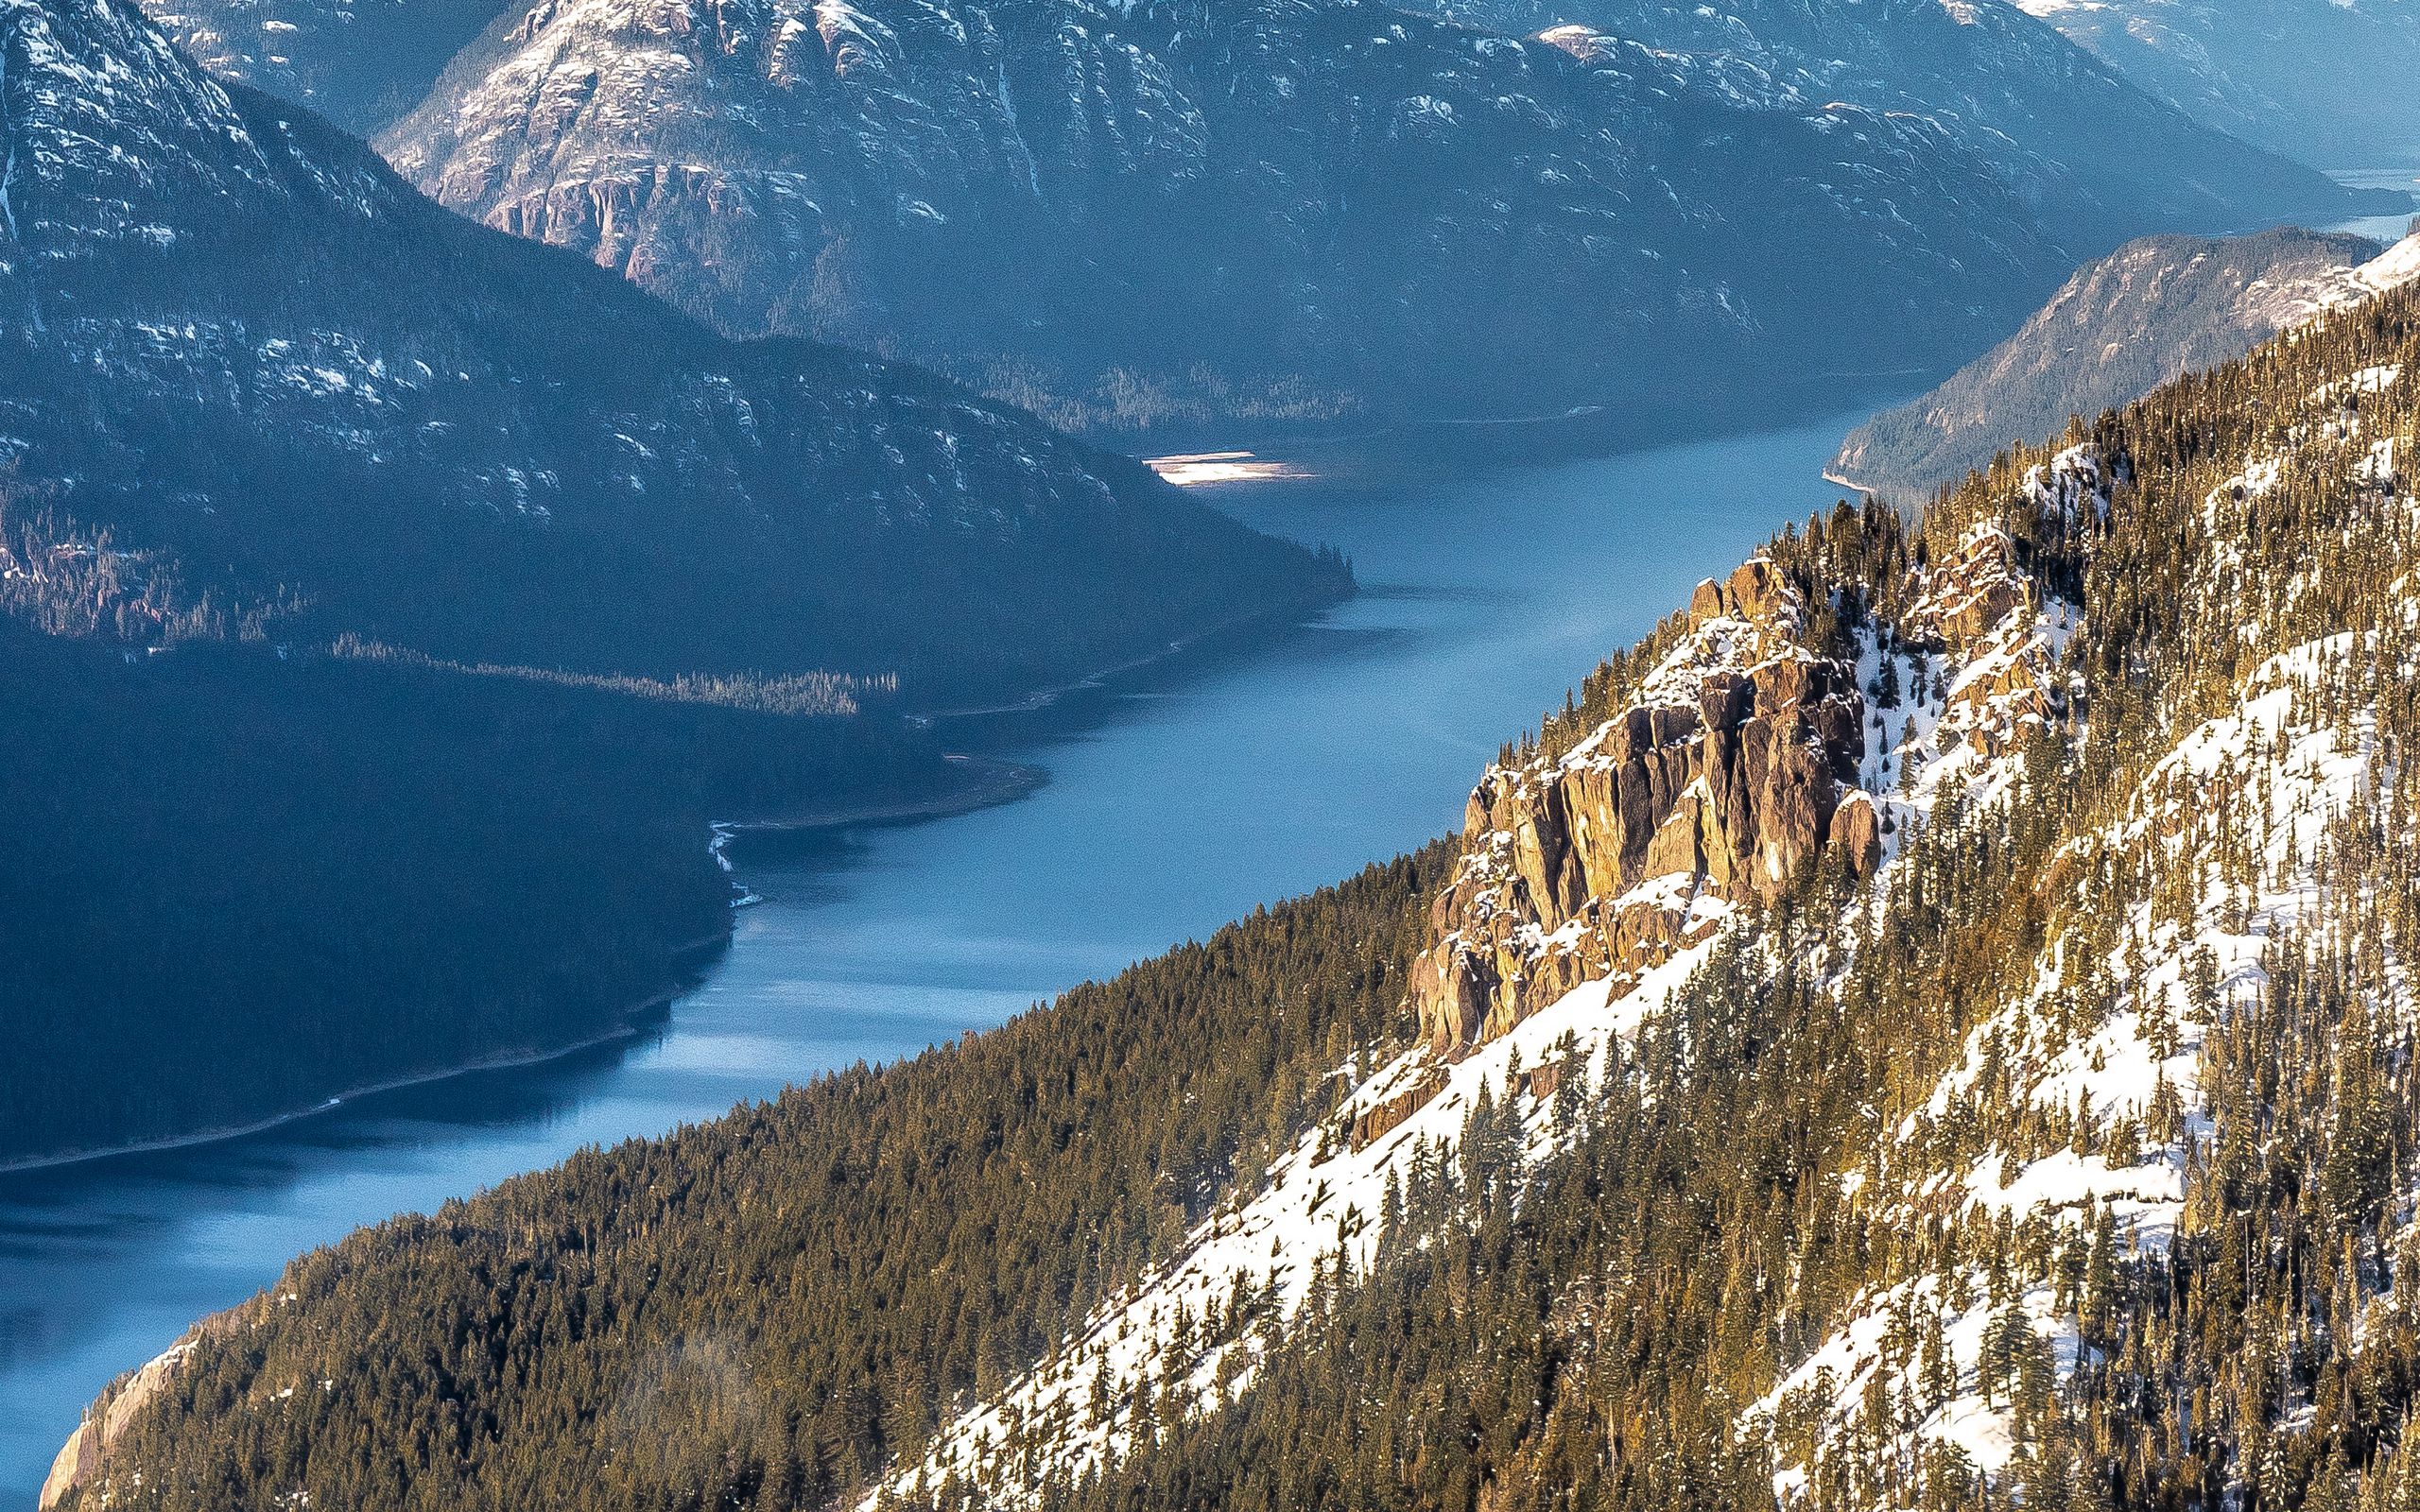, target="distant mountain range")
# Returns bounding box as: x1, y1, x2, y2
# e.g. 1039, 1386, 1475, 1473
1831, 227, 2420, 506
1423, 0, 2360, 249
127, 0, 2389, 434
1, 0, 1339, 696
2010, 0, 2420, 164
